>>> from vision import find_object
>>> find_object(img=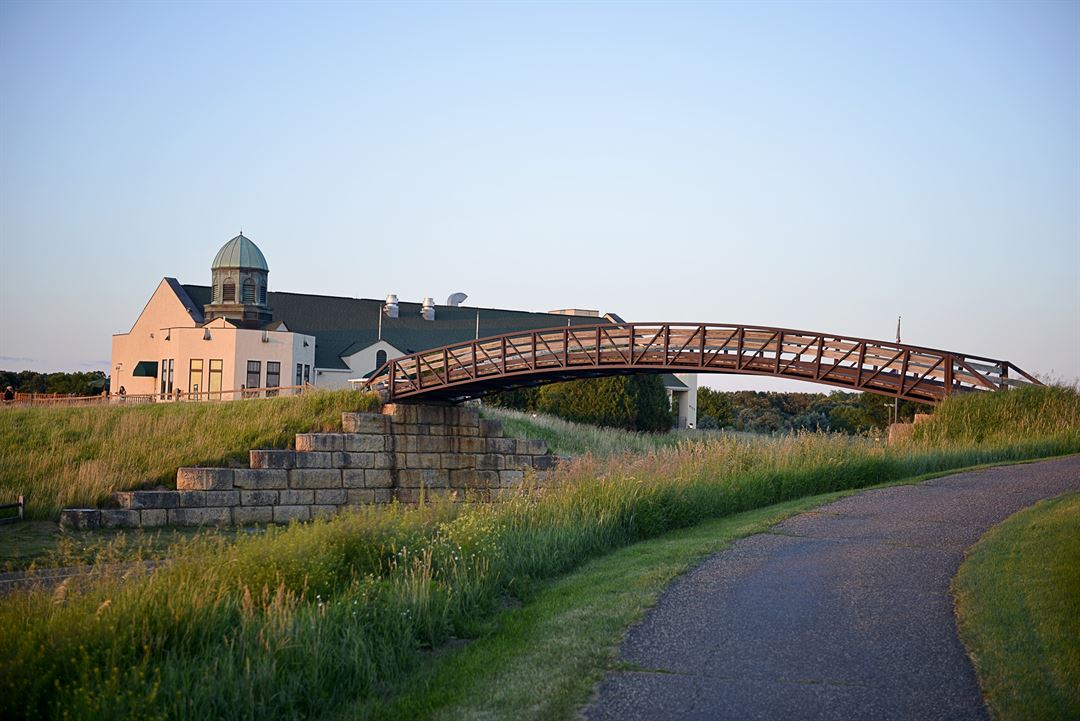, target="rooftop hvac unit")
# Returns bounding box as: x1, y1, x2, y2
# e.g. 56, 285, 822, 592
421, 297, 435, 321
384, 294, 399, 319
